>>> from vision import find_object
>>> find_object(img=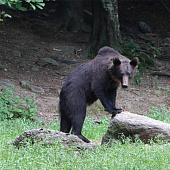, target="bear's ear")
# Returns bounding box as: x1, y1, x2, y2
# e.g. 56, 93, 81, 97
113, 58, 121, 66
130, 57, 139, 67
